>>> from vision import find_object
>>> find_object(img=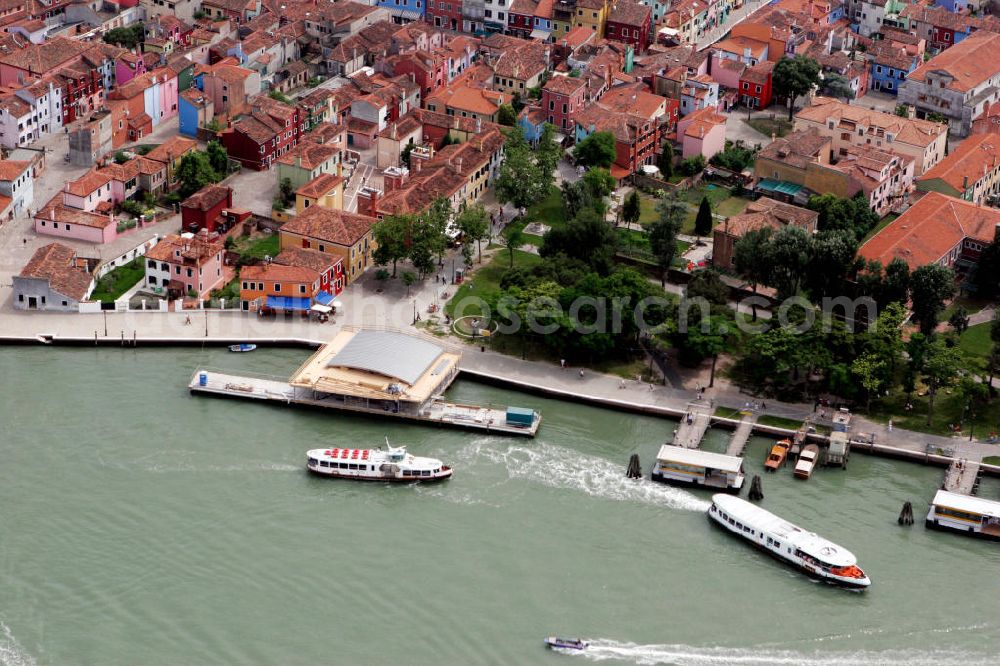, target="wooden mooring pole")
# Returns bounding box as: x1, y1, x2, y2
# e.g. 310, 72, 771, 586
748, 475, 764, 501
626, 453, 642, 479
898, 501, 914, 526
